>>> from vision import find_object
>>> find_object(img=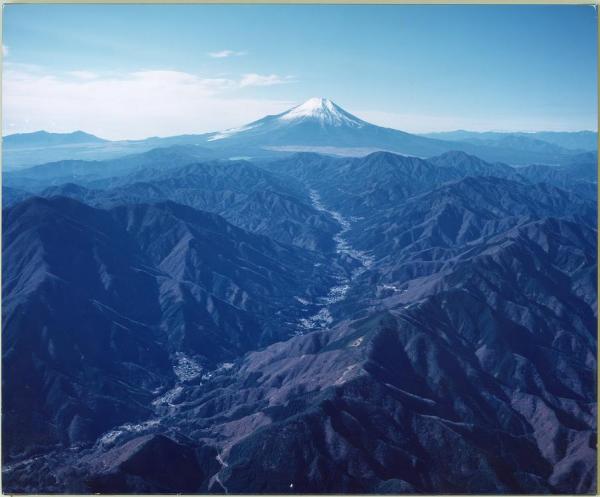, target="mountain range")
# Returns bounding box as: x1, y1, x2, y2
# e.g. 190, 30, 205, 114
4, 98, 596, 169
421, 130, 597, 152
2, 98, 597, 494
